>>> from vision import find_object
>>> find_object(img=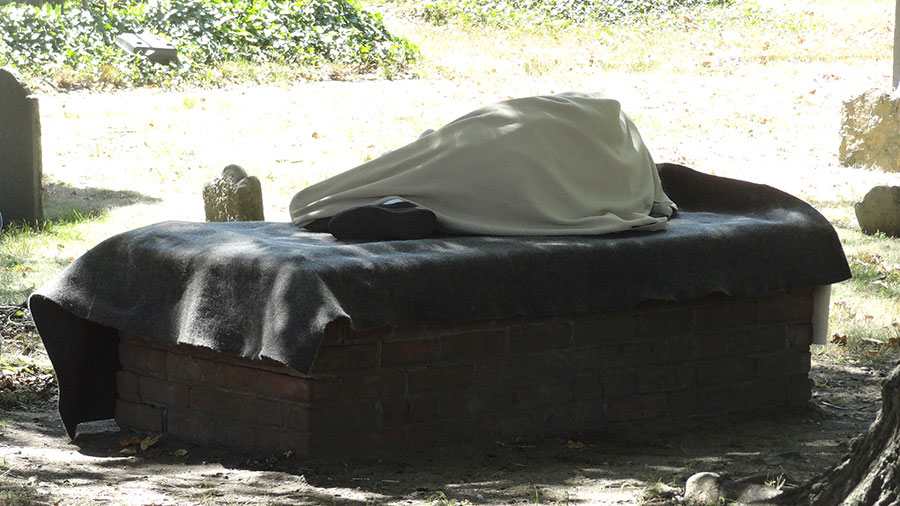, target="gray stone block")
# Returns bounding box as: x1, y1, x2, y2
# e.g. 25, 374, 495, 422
0, 67, 43, 224
202, 164, 264, 222
855, 185, 900, 237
